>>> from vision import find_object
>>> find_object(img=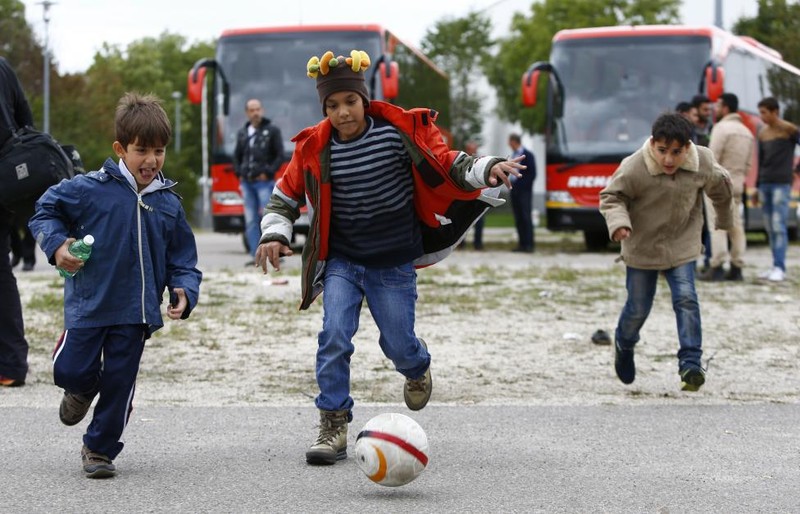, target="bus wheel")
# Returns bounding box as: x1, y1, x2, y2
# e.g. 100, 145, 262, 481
583, 230, 609, 251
